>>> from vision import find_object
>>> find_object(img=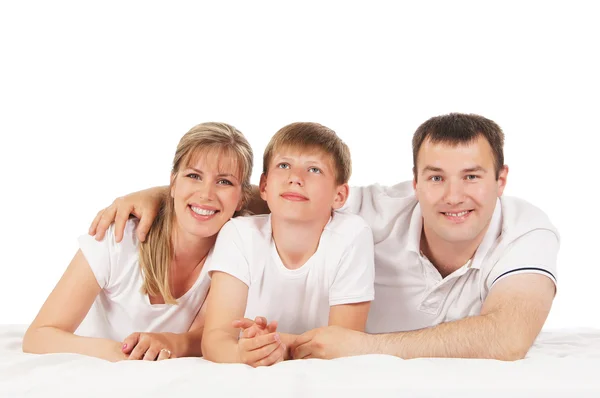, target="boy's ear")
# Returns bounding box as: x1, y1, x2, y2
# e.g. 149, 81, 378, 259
259, 174, 268, 201
331, 183, 349, 210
